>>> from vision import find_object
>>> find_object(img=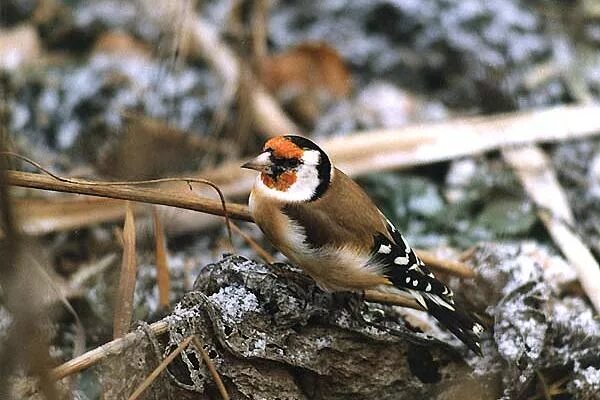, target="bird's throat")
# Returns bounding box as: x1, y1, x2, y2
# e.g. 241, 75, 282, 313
261, 171, 297, 191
